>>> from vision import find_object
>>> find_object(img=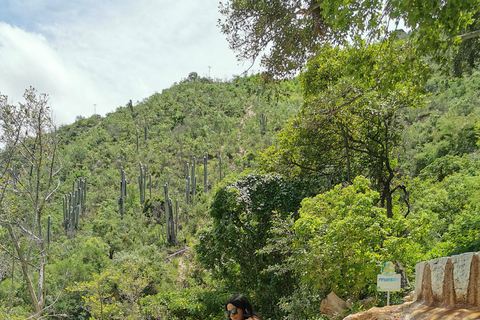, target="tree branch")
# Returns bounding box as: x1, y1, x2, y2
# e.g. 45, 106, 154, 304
295, 2, 321, 15
460, 29, 480, 41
